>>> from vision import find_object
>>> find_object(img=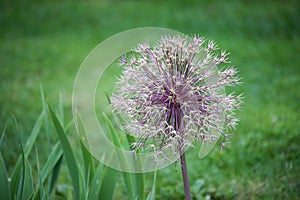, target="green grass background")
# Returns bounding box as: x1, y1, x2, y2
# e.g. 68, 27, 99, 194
1, 0, 300, 199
